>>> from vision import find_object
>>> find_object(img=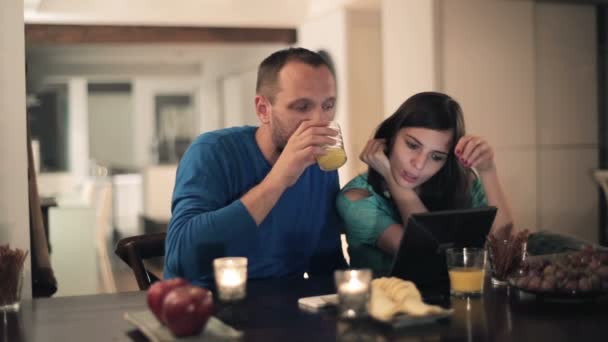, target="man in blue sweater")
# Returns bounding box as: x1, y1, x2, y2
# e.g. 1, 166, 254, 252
164, 47, 347, 287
